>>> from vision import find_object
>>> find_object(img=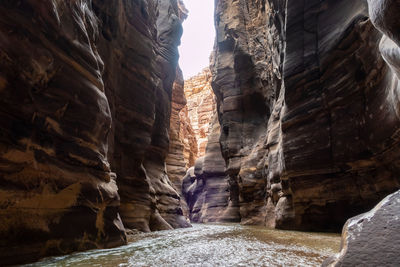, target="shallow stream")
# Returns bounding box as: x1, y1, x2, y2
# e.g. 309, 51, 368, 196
25, 224, 340, 267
